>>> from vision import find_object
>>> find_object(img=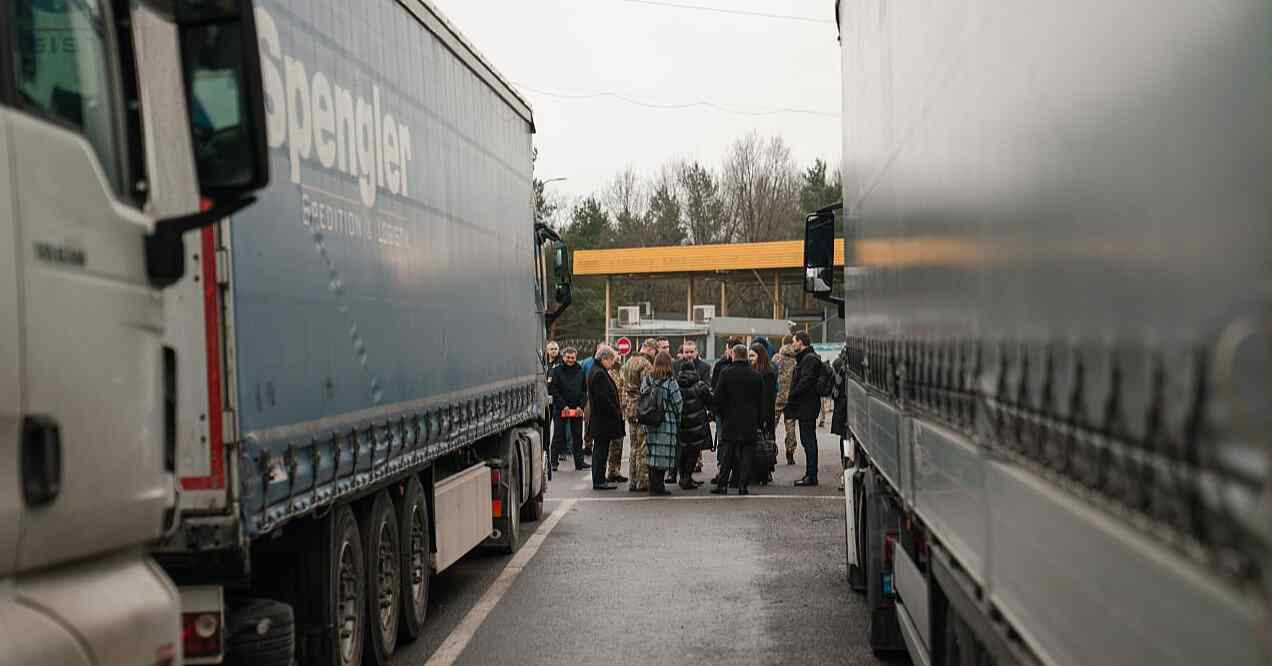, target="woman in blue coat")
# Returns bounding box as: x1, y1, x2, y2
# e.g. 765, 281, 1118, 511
641, 352, 683, 496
